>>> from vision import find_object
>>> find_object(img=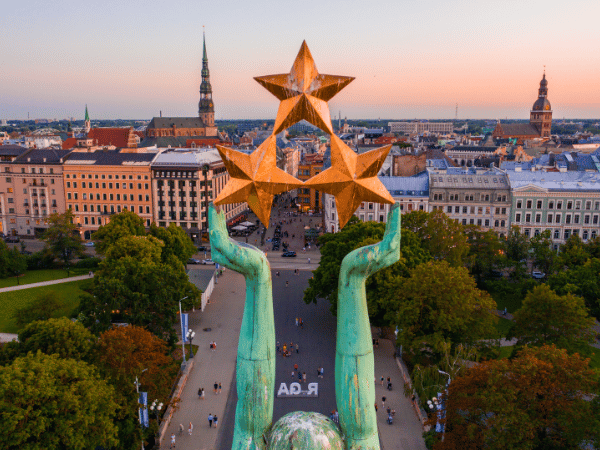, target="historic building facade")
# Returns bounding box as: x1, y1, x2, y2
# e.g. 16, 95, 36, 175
151, 149, 247, 240
297, 155, 323, 212
428, 166, 511, 236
